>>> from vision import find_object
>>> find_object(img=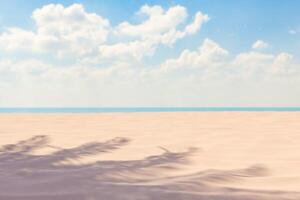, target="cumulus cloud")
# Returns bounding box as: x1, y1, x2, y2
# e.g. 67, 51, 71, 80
0, 3, 299, 107
184, 12, 210, 35
159, 11, 209, 46
234, 51, 274, 67
0, 3, 209, 64
252, 40, 268, 50
116, 5, 188, 37
161, 39, 228, 72
159, 39, 299, 79
0, 4, 110, 57
98, 39, 157, 61
116, 5, 208, 41
0, 3, 212, 77
270, 53, 296, 74
0, 59, 53, 85
0, 2, 297, 80
104, 5, 209, 61
232, 50, 300, 78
